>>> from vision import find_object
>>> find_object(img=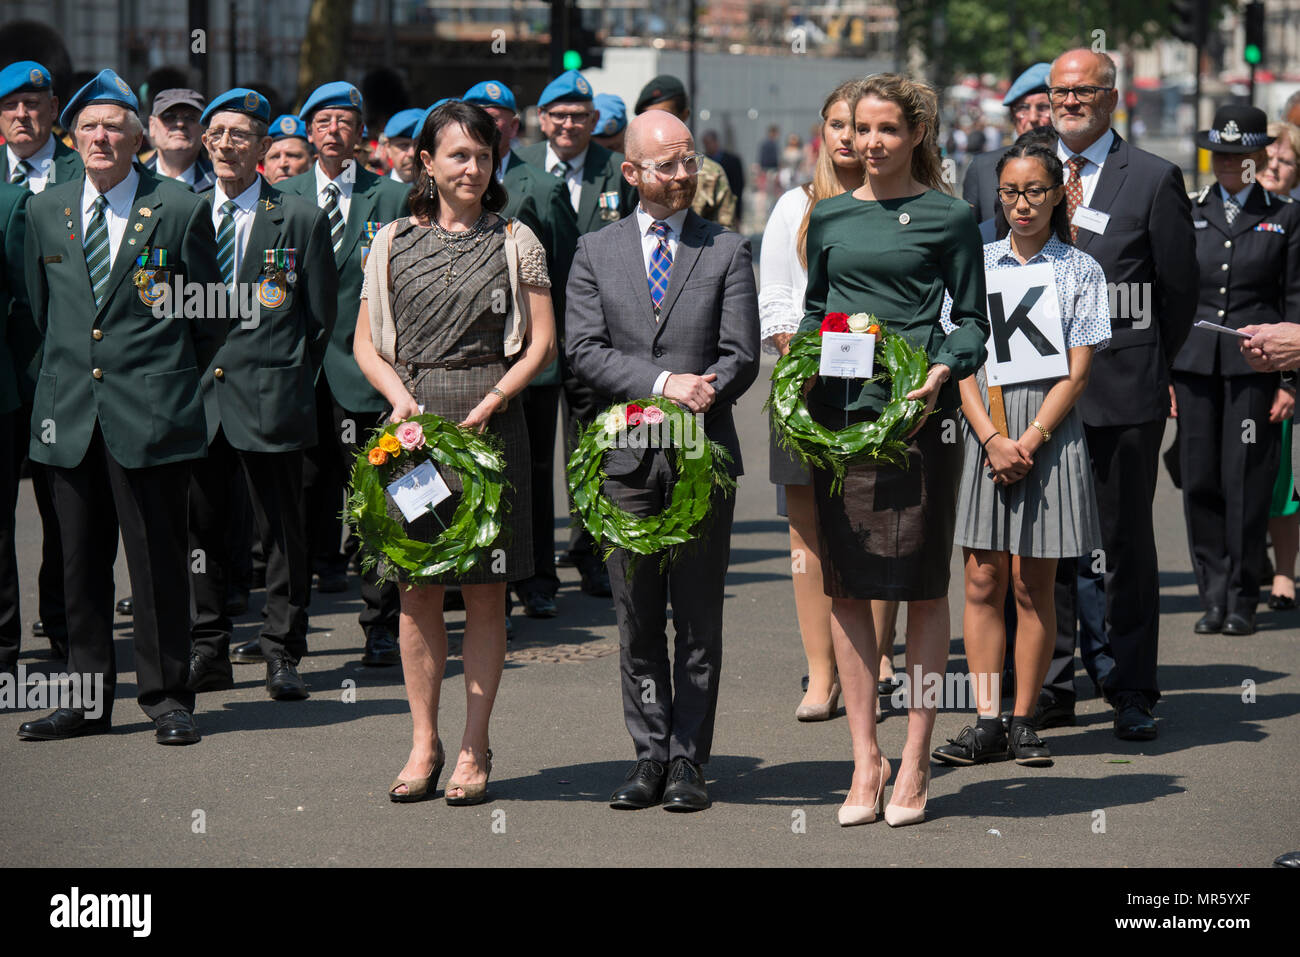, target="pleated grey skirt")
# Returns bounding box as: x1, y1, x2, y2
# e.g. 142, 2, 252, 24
954, 370, 1101, 558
